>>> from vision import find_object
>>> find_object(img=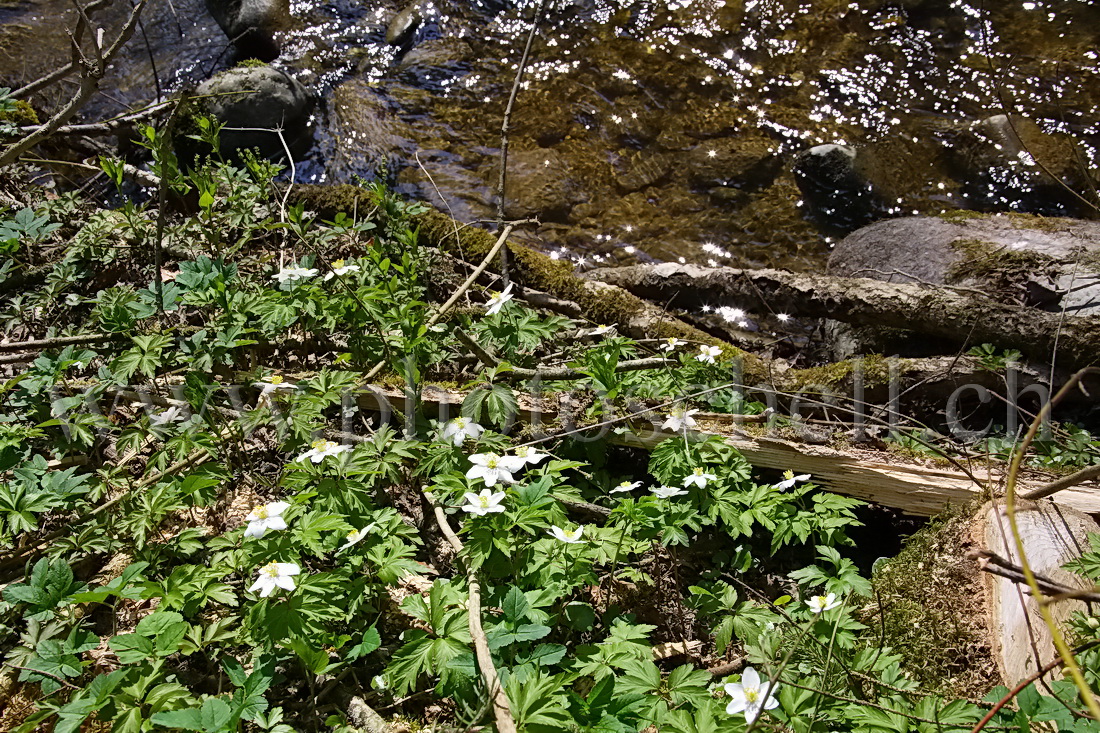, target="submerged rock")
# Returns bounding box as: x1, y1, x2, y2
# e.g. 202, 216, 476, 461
205, 0, 290, 61
939, 114, 1096, 218
792, 144, 881, 232
386, 2, 423, 47
488, 148, 583, 223
191, 65, 313, 163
